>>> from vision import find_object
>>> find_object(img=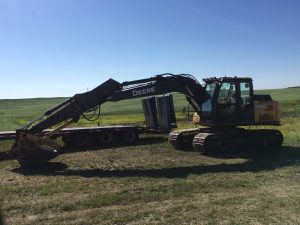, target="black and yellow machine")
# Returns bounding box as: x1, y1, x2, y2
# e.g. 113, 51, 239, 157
10, 73, 283, 167
169, 76, 282, 152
